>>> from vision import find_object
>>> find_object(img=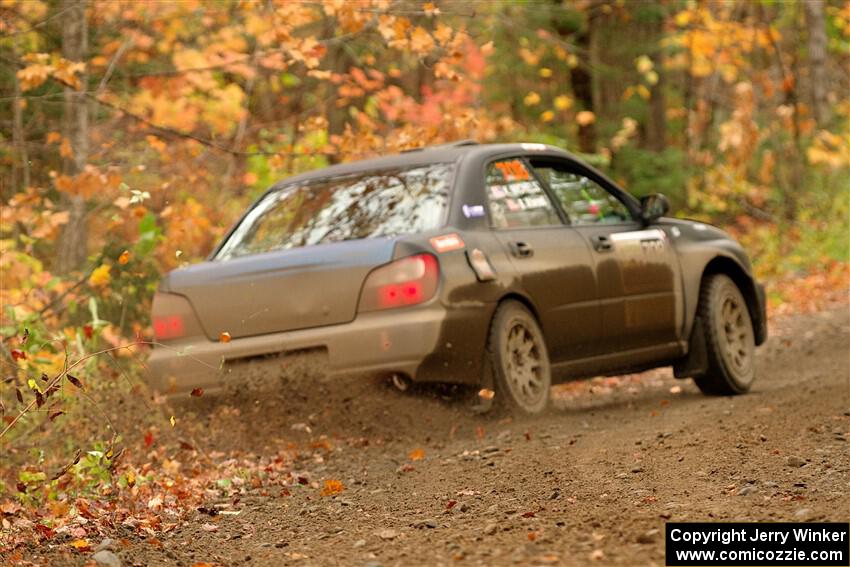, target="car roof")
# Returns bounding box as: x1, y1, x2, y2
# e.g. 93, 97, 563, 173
270, 141, 577, 188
